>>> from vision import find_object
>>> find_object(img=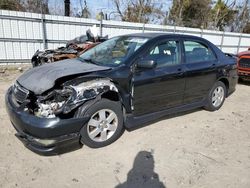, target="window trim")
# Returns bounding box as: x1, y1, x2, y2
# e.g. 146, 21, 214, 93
142, 38, 182, 69
182, 39, 218, 64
